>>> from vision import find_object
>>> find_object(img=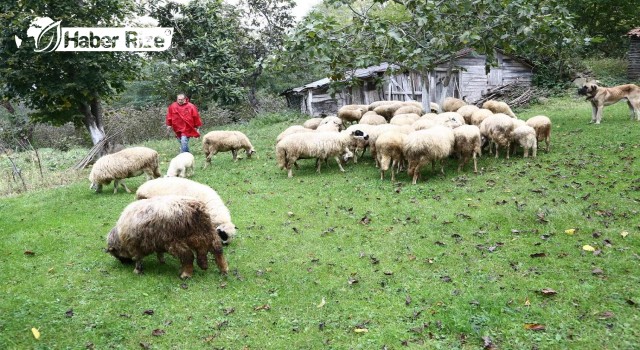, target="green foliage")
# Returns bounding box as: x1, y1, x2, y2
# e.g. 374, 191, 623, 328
2, 95, 640, 348
583, 58, 630, 86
